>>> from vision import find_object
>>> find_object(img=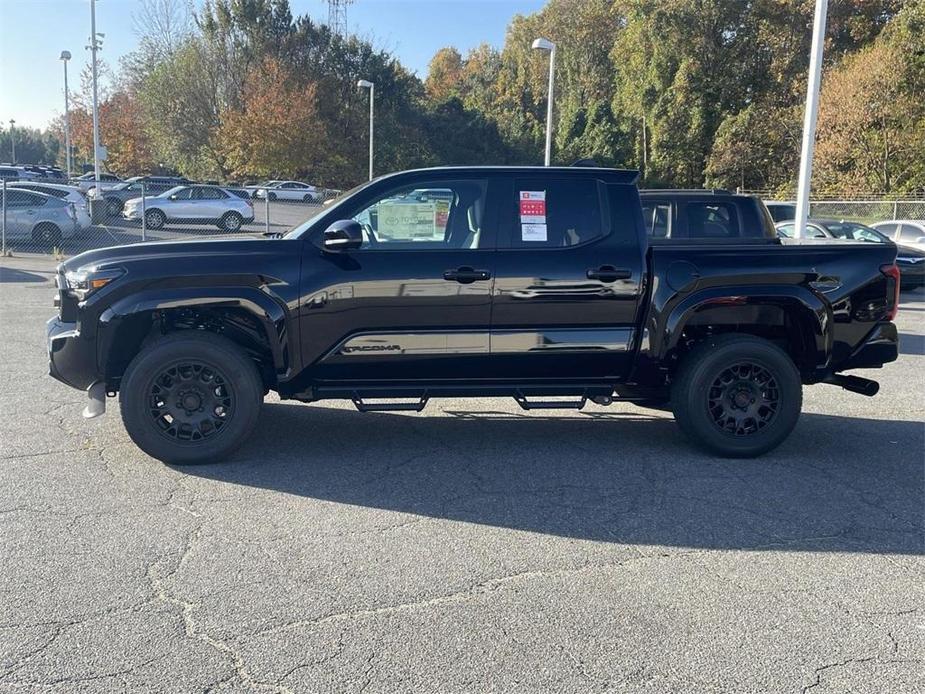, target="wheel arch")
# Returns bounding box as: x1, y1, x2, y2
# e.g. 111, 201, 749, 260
98, 288, 295, 391
659, 286, 832, 379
